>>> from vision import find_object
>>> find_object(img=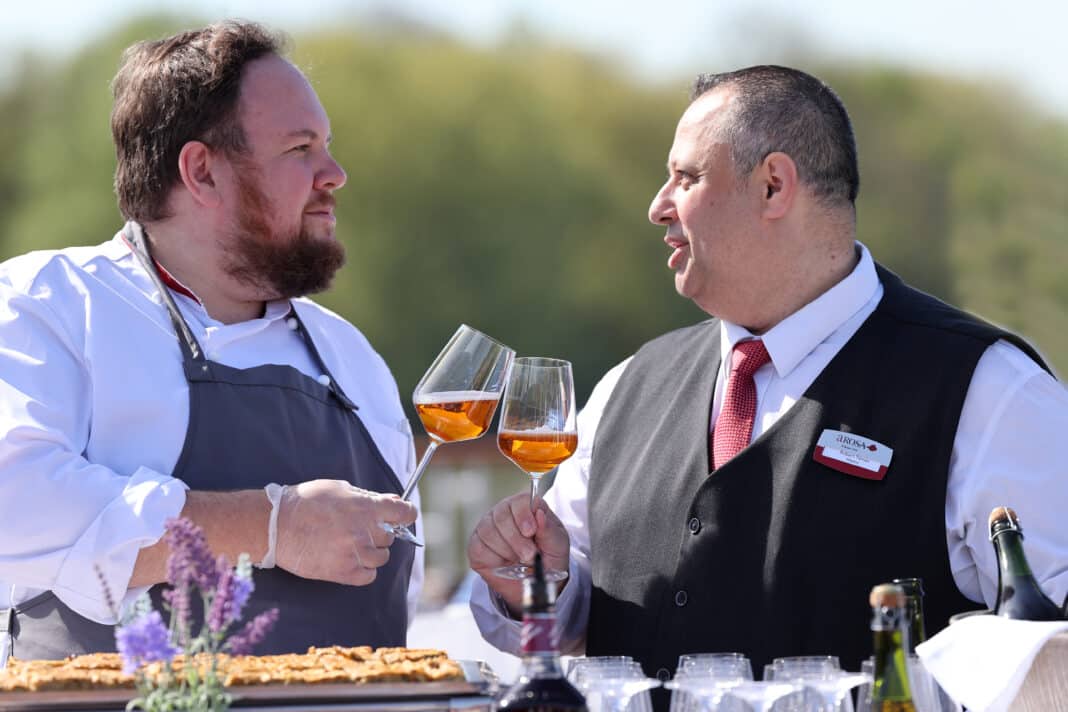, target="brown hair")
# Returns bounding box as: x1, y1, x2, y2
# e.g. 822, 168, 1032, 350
110, 21, 286, 222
